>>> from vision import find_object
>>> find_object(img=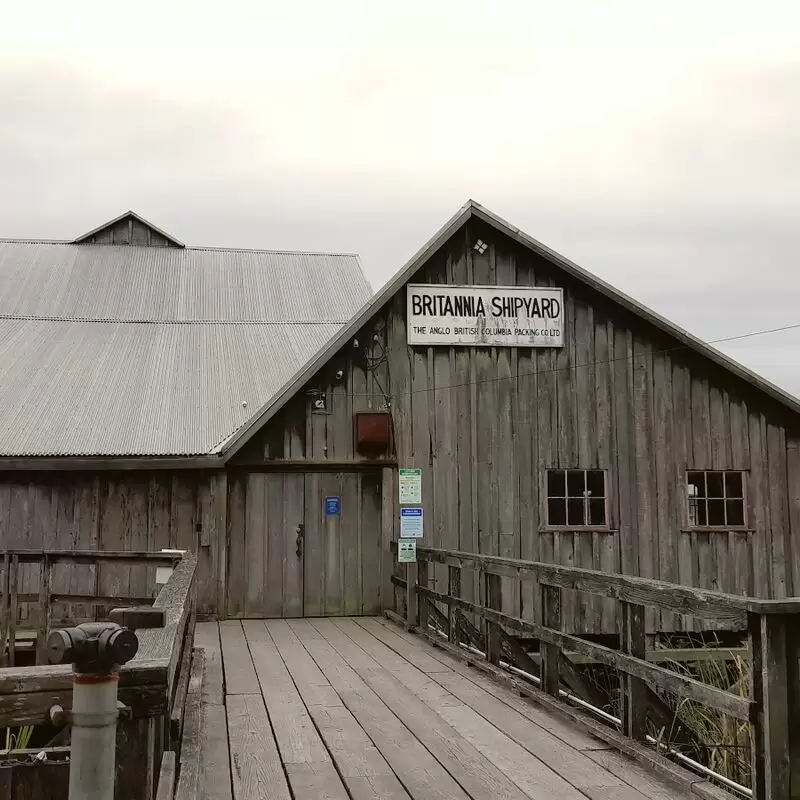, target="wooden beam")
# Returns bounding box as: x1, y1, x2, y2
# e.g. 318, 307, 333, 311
0, 456, 222, 471
620, 602, 648, 741
540, 584, 560, 697
405, 544, 800, 619
415, 583, 754, 721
